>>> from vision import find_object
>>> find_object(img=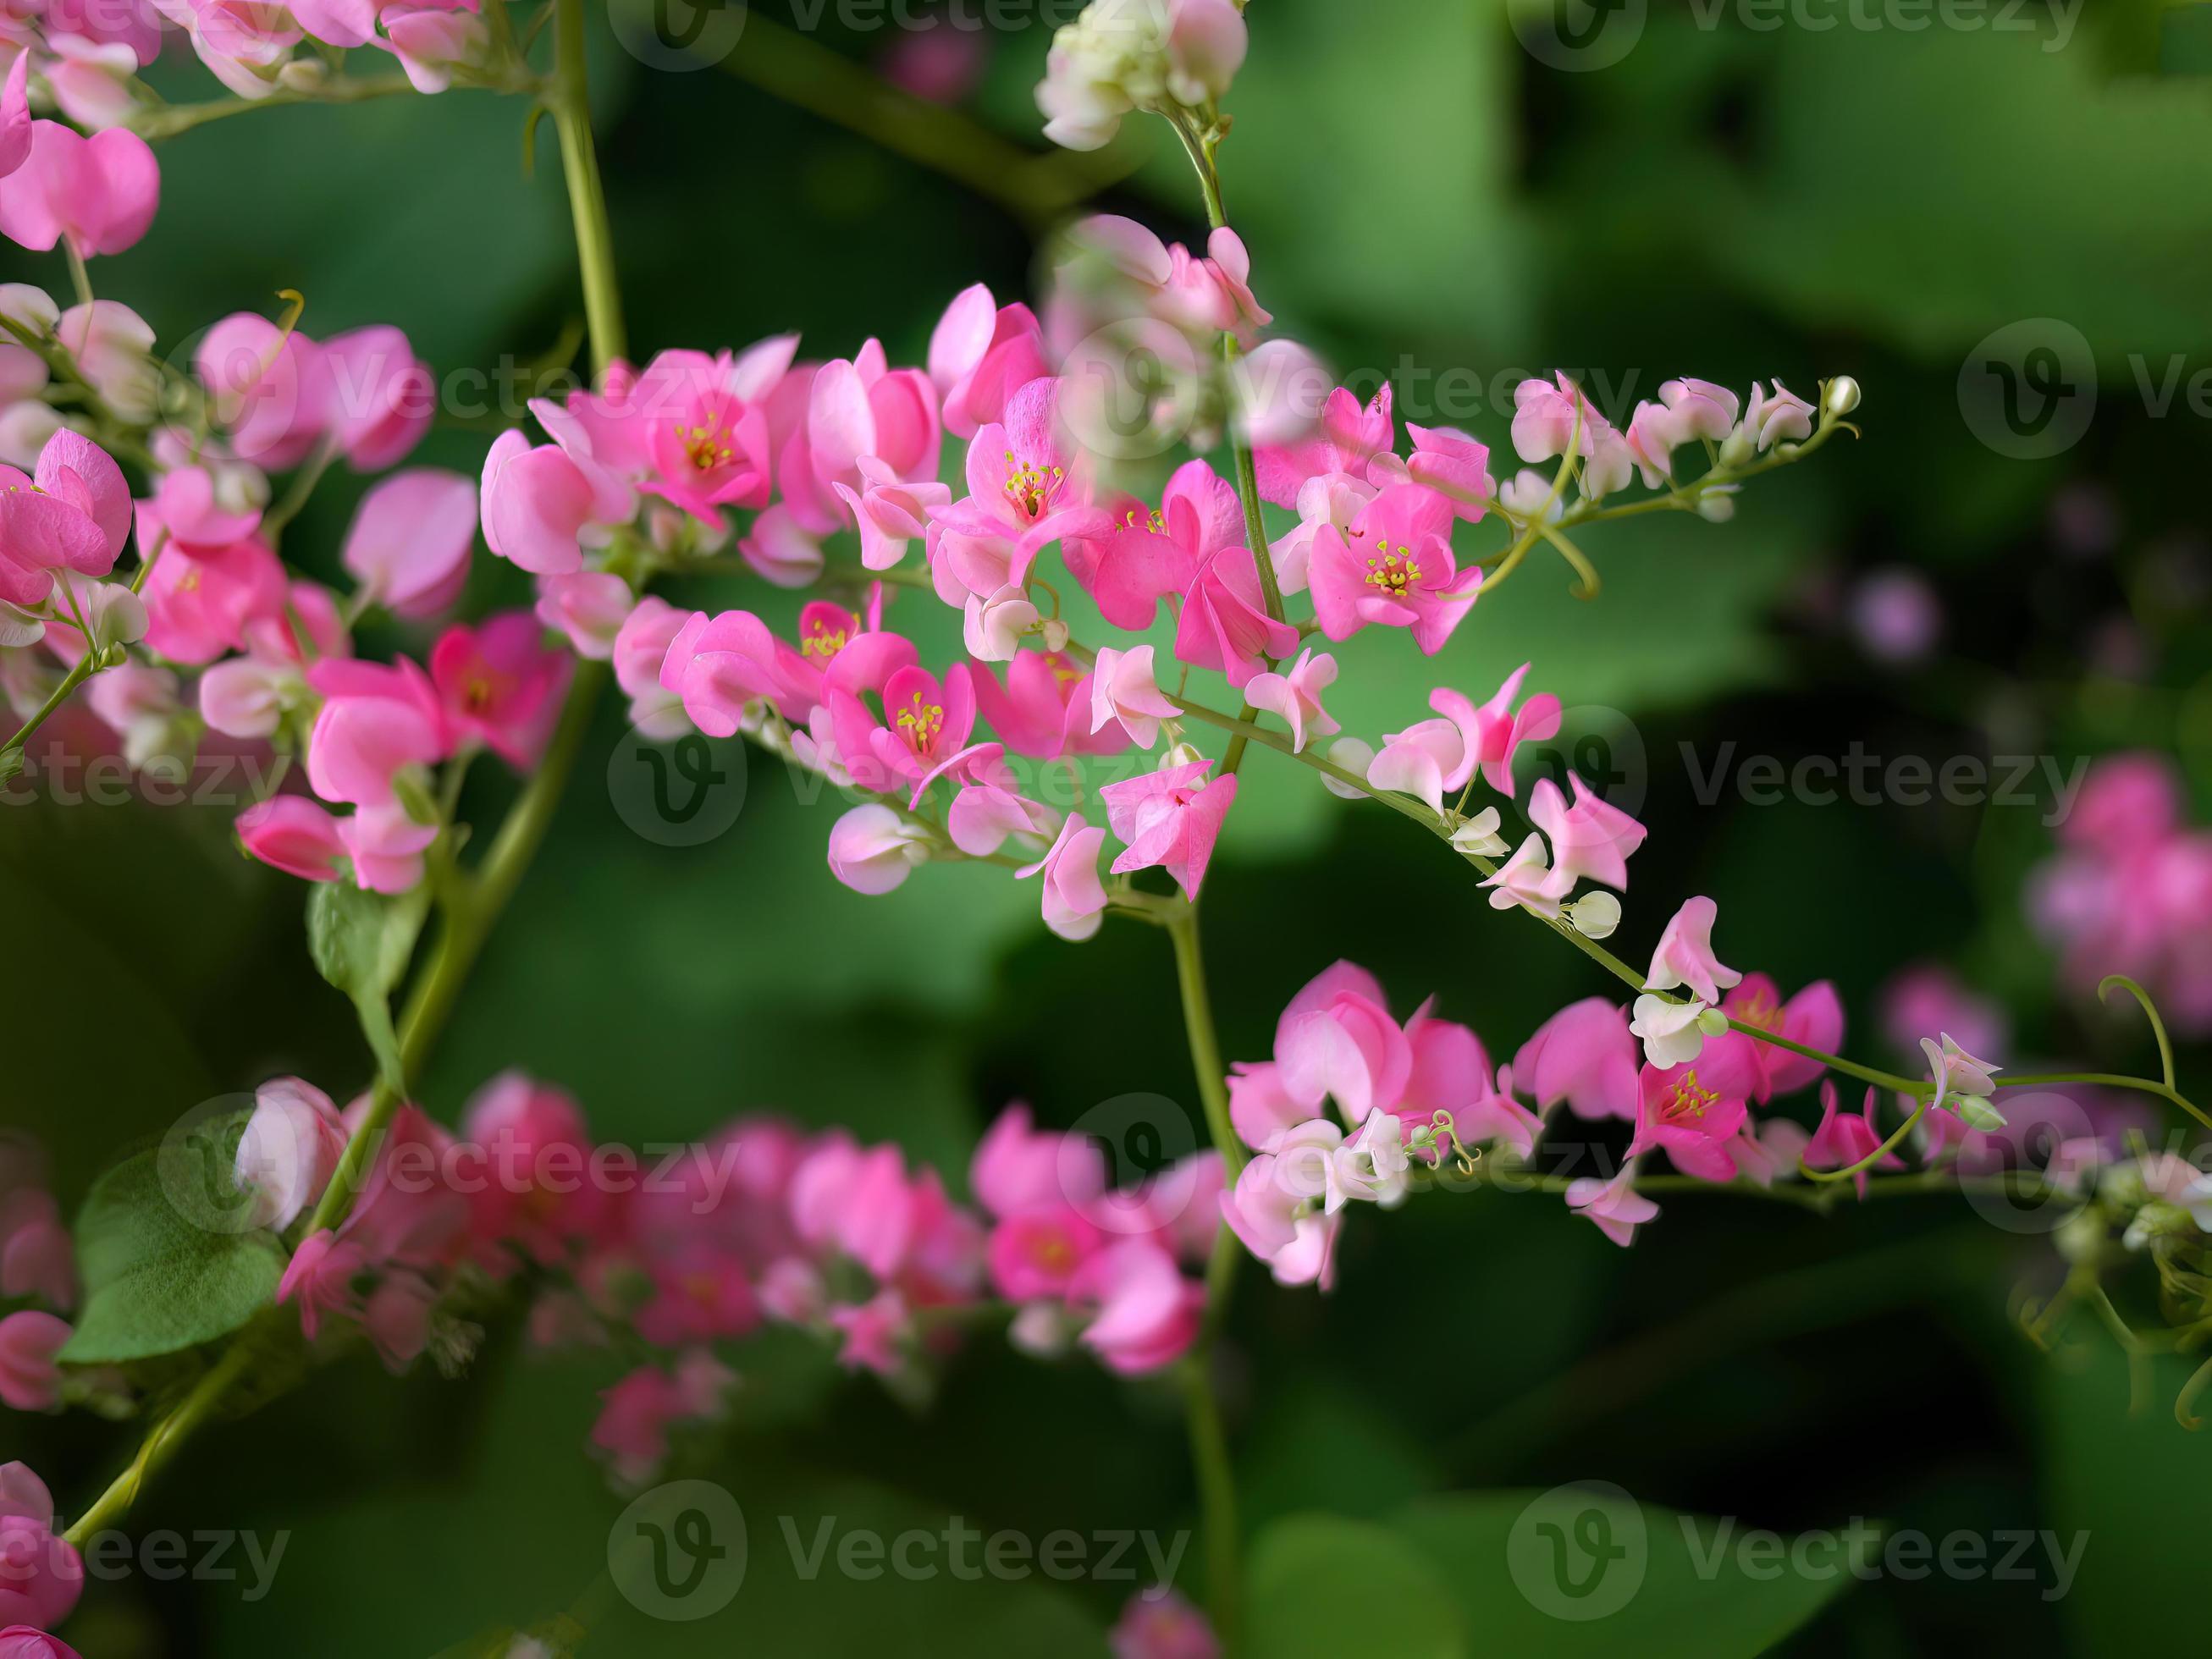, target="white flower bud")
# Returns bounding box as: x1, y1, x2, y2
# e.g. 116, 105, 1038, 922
1564, 890, 1622, 940
1823, 376, 1862, 418
1321, 737, 1374, 801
